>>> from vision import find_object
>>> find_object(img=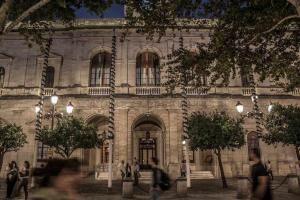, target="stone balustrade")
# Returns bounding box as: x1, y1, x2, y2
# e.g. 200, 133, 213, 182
0, 86, 298, 97
88, 87, 110, 96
